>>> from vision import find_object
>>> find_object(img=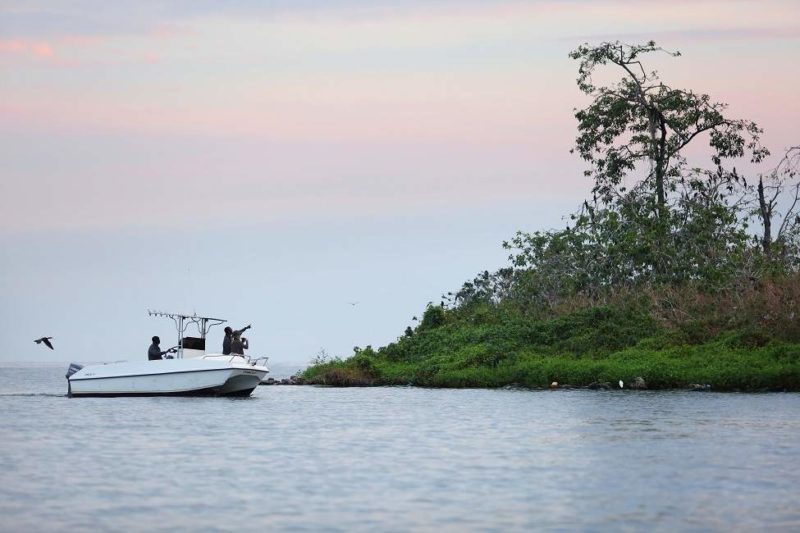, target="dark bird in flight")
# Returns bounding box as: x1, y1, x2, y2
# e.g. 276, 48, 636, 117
34, 337, 54, 350
348, 302, 359, 306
